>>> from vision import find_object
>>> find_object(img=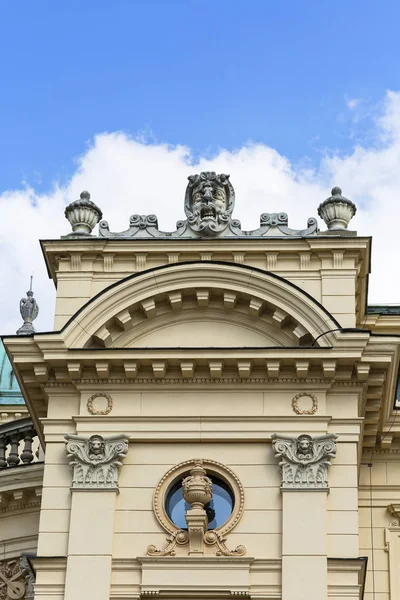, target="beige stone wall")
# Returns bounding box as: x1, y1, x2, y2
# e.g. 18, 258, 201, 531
0, 463, 43, 560
359, 456, 400, 600
32, 382, 363, 598
8, 231, 394, 599
44, 238, 369, 330
0, 405, 29, 423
